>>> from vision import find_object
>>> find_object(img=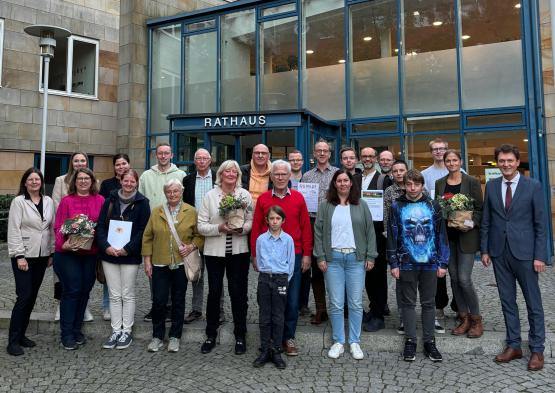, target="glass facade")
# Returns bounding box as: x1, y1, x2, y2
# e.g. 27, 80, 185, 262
146, 0, 541, 196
